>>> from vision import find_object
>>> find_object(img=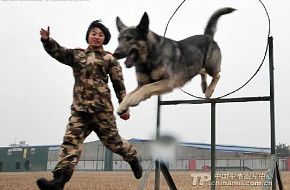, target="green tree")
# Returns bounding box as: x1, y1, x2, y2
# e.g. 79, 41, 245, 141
276, 143, 289, 157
